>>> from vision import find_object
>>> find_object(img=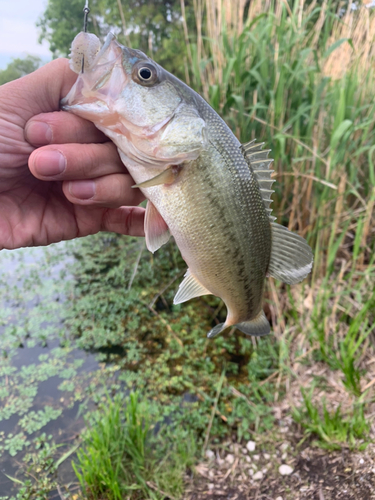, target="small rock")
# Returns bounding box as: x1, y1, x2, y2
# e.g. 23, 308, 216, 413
242, 448, 248, 454
264, 453, 270, 460
281, 452, 287, 460
248, 468, 254, 476
246, 440, 256, 452
279, 464, 293, 476
359, 458, 364, 465
217, 456, 225, 466
208, 483, 215, 490
253, 454, 260, 461
245, 455, 251, 463
275, 497, 283, 500
280, 443, 289, 451
226, 453, 235, 464
208, 470, 214, 478
253, 471, 263, 480
205, 449, 215, 459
